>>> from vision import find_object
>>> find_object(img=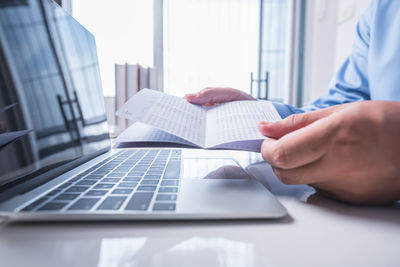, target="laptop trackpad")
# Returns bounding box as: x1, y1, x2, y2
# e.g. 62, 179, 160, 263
177, 178, 286, 217
182, 158, 251, 180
